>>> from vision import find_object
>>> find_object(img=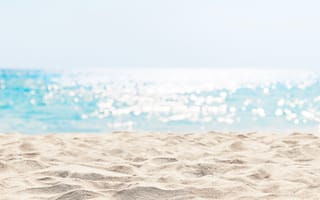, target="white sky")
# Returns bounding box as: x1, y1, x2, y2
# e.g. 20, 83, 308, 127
0, 0, 320, 69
